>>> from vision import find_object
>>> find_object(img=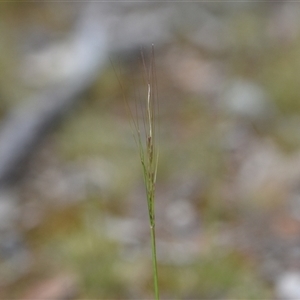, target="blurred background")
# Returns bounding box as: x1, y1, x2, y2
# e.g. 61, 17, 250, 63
1, 1, 300, 299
